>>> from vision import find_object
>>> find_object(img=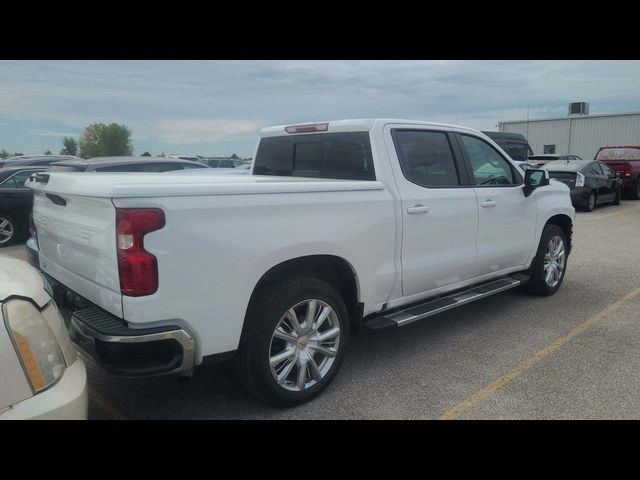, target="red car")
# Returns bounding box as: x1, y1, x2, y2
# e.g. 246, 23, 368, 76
595, 145, 640, 199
